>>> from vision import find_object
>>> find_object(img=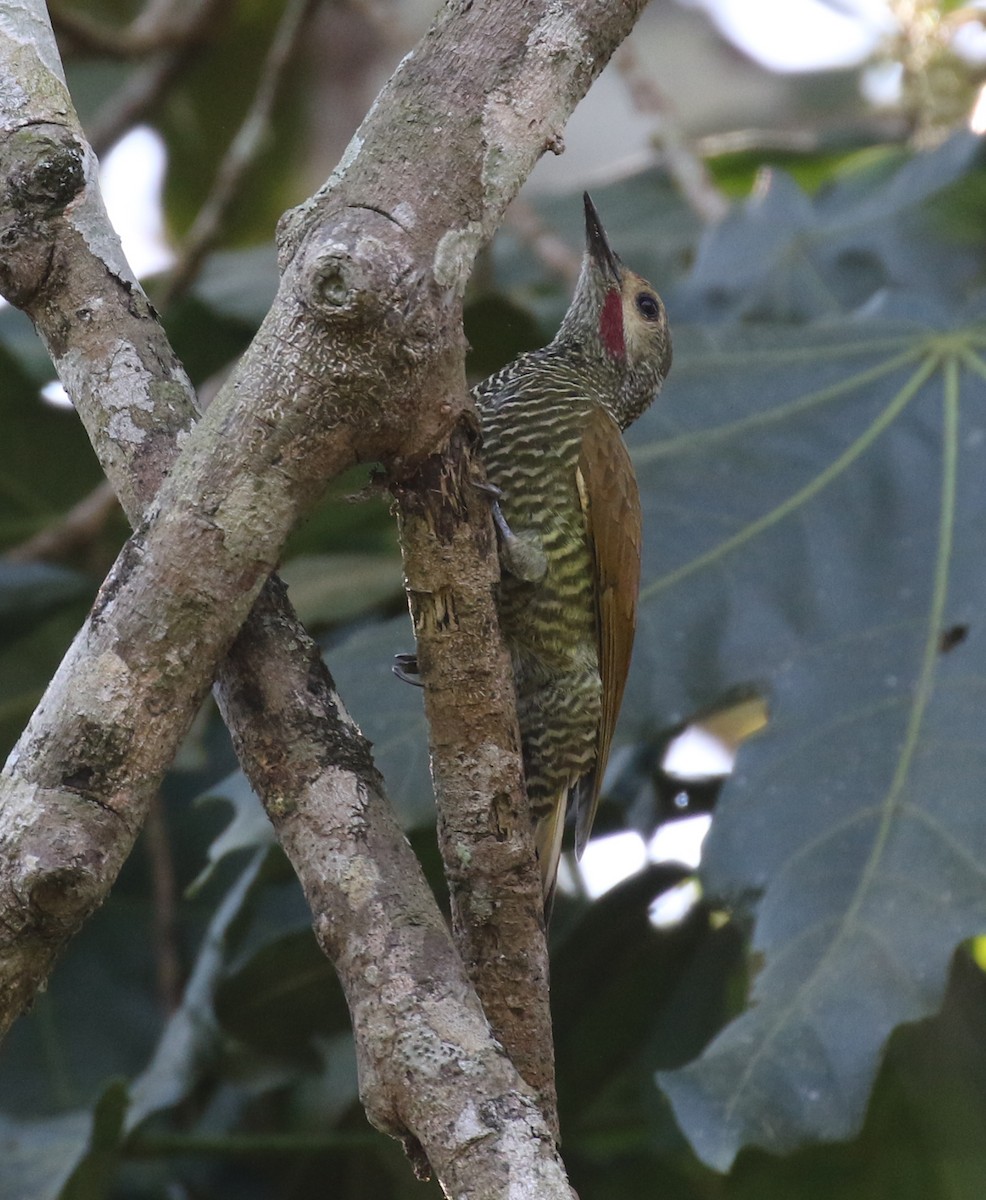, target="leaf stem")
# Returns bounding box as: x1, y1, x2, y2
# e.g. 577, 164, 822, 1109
643, 354, 939, 599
